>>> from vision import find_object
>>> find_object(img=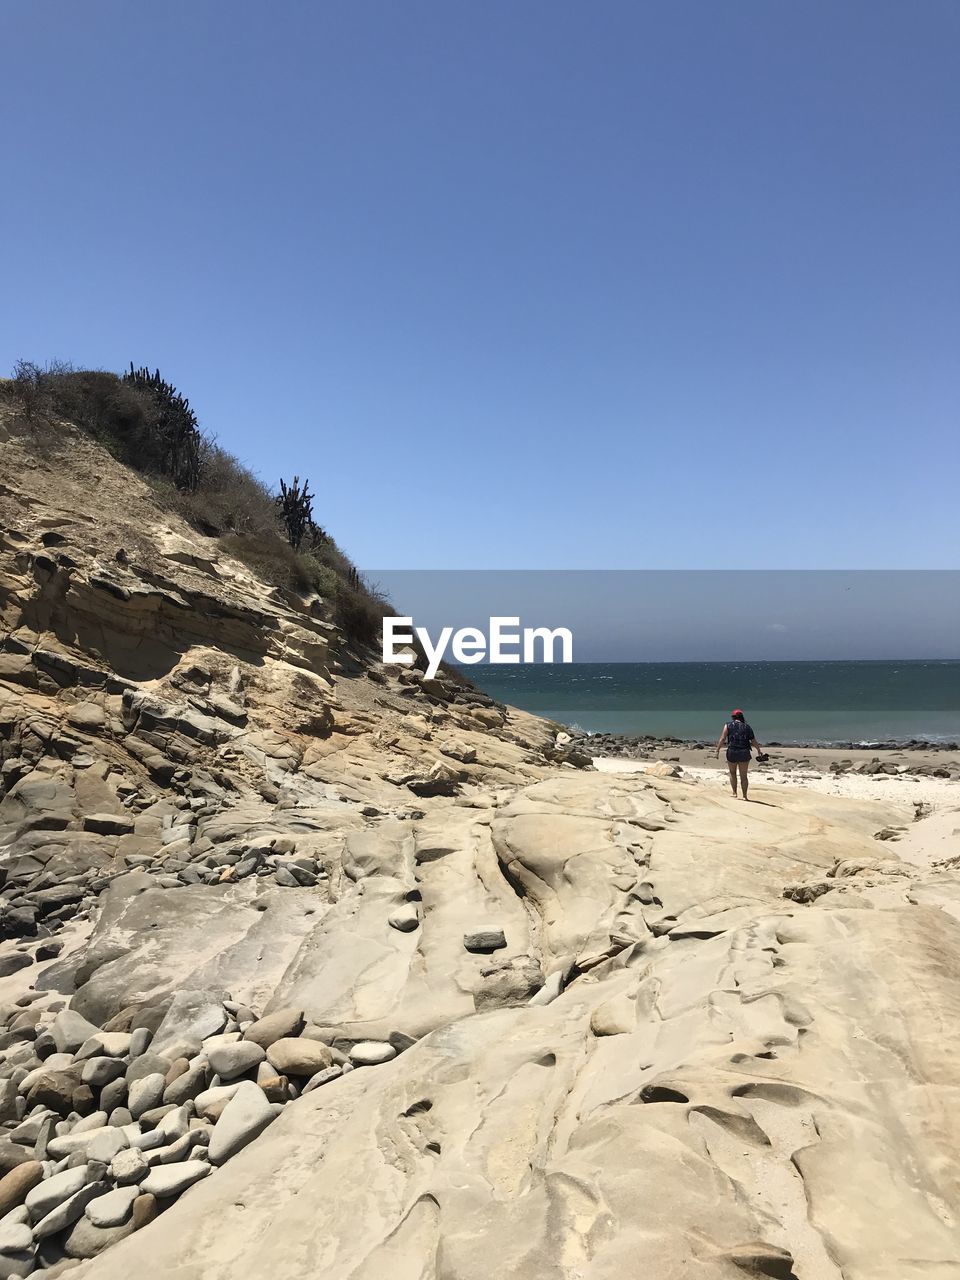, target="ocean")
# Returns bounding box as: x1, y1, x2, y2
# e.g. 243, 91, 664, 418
463, 660, 960, 745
